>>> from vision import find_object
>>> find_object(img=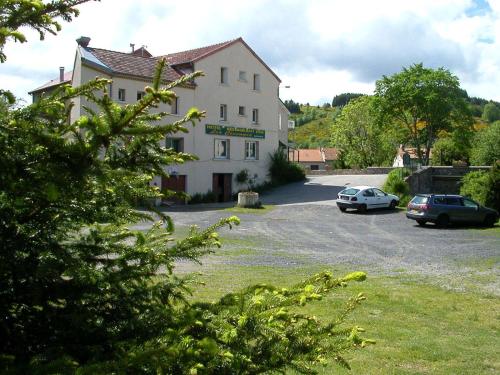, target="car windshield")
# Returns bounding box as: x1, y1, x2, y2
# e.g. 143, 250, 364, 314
340, 188, 360, 195
411, 195, 429, 205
